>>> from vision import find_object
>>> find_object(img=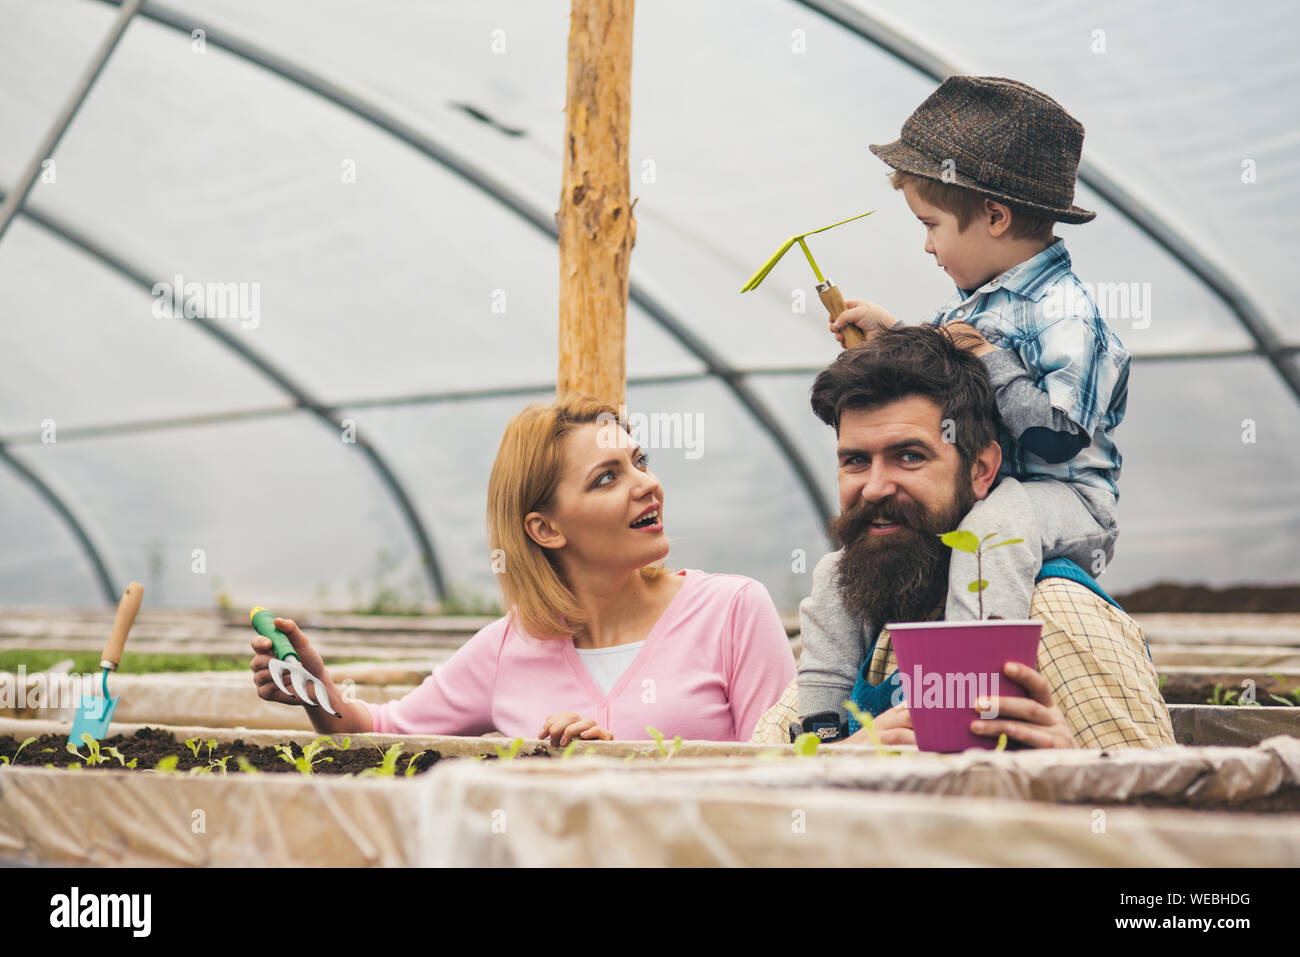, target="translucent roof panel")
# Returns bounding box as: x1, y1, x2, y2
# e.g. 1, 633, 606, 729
1117, 356, 1300, 586
1, 413, 423, 608
848, 0, 1300, 345
0, 0, 115, 186
0, 0, 1296, 609
0, 218, 287, 434
23, 11, 702, 405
